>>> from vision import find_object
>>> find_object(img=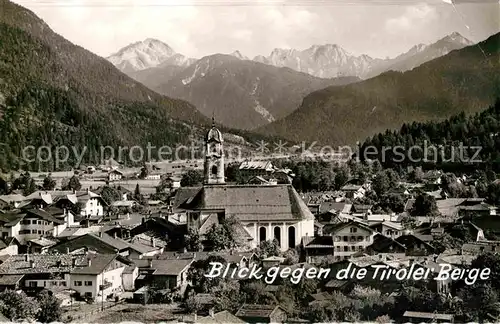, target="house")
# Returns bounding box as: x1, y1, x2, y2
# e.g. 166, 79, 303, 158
365, 233, 406, 256
197, 310, 245, 324
247, 176, 271, 185
235, 304, 287, 323
0, 253, 130, 301
238, 161, 275, 180
301, 236, 335, 264
395, 234, 436, 255
0, 208, 67, 244
134, 258, 192, 295
369, 221, 403, 239
262, 256, 285, 268
351, 204, 373, 216
27, 237, 57, 254
0, 237, 20, 256
108, 170, 123, 182
0, 194, 27, 209
323, 220, 375, 261
27, 190, 106, 218
145, 172, 162, 180
70, 253, 131, 301
272, 169, 294, 184
160, 176, 181, 188
457, 198, 496, 218
130, 217, 186, 251
403, 311, 453, 323
340, 184, 365, 199
0, 274, 24, 291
